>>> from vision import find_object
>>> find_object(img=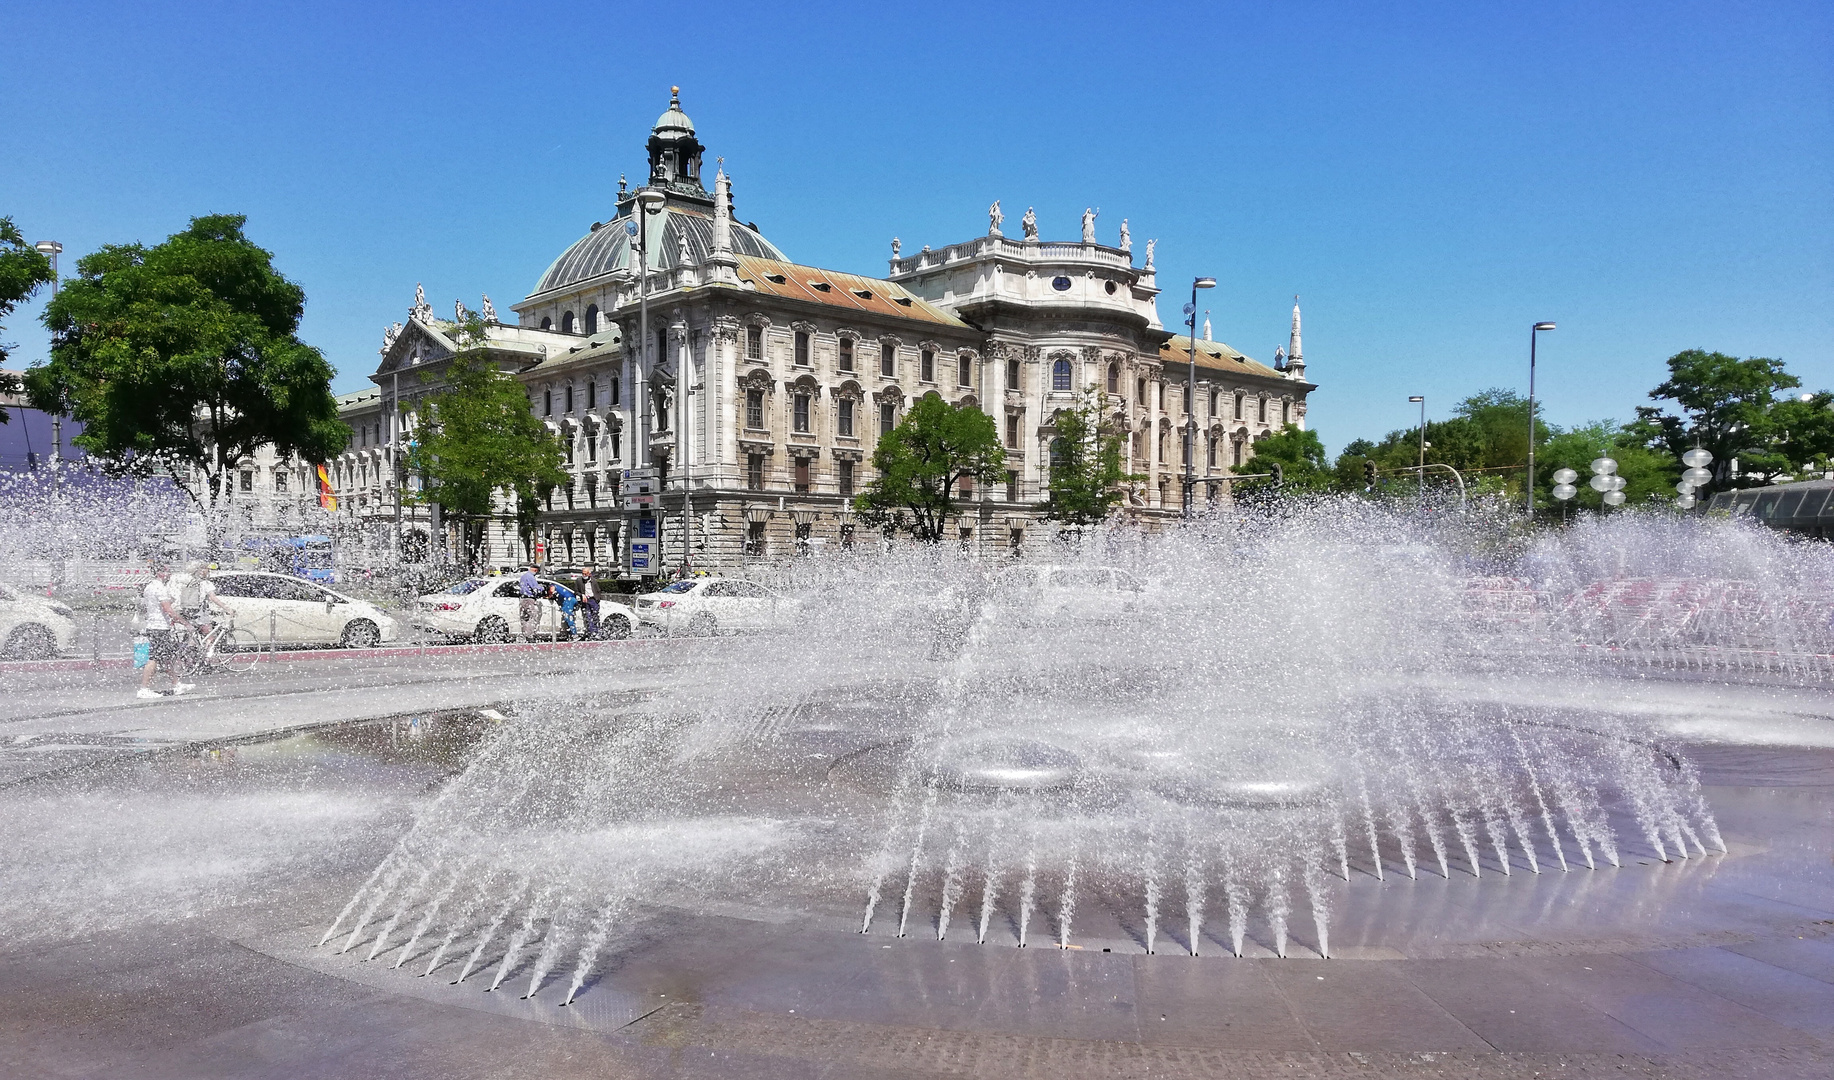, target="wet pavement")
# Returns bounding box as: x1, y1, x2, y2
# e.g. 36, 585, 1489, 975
2, 659, 1832, 1078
